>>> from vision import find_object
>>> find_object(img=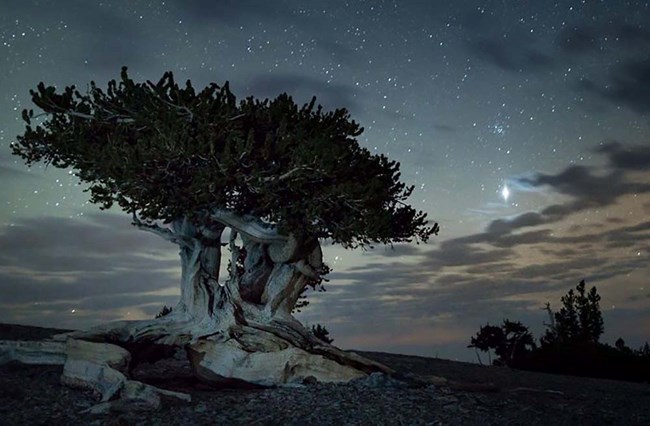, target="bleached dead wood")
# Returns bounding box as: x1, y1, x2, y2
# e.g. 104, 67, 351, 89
0, 340, 66, 365
1, 337, 190, 413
